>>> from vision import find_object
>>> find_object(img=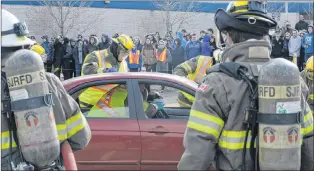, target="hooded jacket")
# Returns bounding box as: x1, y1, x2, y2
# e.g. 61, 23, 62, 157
178, 39, 314, 170
170, 38, 185, 67
98, 34, 111, 50
175, 32, 187, 48
88, 35, 99, 53
303, 25, 314, 54
201, 35, 212, 56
